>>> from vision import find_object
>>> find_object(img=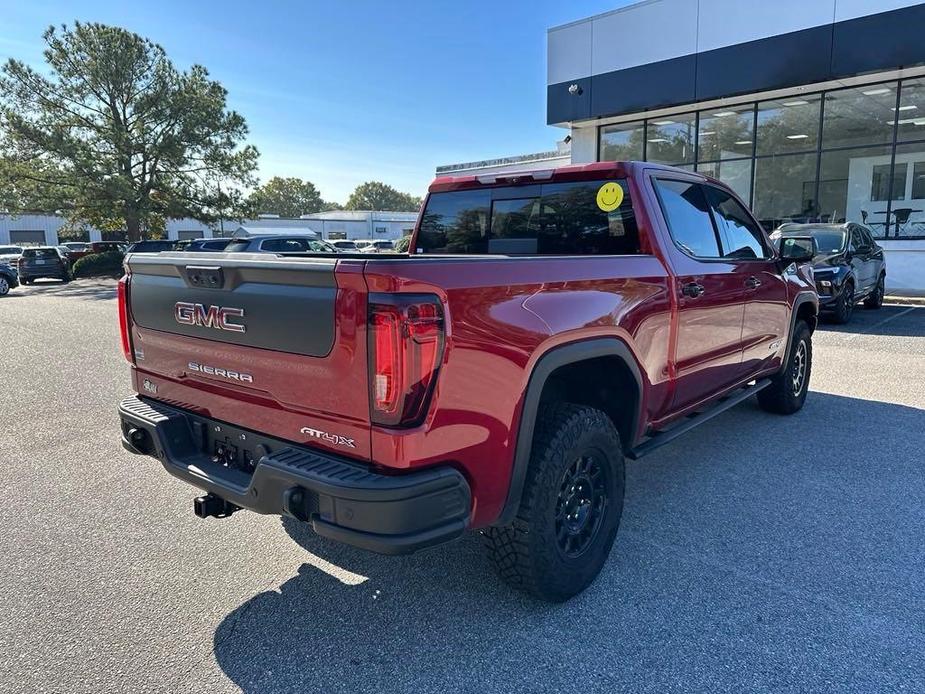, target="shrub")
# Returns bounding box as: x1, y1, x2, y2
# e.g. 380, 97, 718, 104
72, 251, 124, 278
393, 235, 411, 253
